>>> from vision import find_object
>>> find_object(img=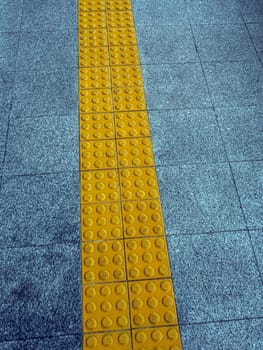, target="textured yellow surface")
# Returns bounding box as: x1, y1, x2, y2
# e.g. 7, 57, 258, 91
78, 1, 182, 349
